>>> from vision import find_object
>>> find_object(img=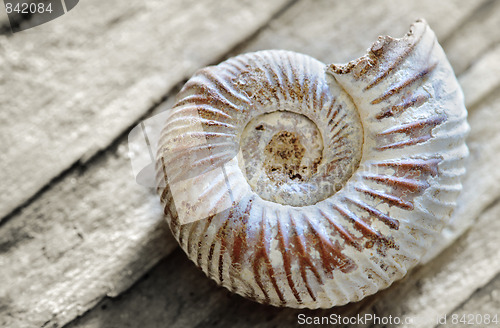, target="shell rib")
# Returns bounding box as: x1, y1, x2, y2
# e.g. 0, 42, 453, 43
156, 20, 469, 308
